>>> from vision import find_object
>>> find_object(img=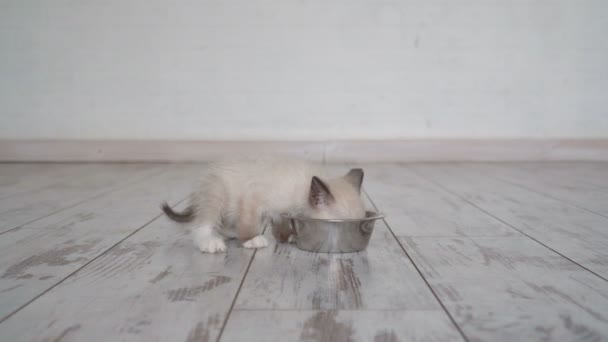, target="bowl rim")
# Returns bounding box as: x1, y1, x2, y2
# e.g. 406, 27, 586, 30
280, 211, 385, 223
